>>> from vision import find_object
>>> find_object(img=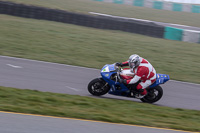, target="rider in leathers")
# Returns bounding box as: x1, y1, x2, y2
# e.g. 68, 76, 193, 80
116, 54, 156, 98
